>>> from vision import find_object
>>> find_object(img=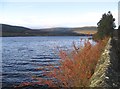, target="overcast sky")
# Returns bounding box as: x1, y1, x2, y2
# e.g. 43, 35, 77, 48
0, 0, 119, 28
